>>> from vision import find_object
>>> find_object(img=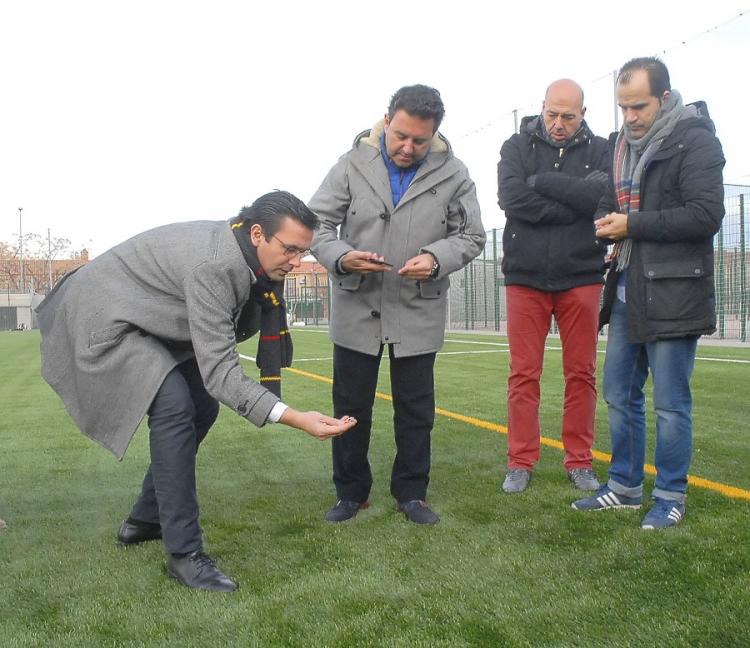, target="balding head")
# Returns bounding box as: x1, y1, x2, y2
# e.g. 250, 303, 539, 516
542, 79, 586, 143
